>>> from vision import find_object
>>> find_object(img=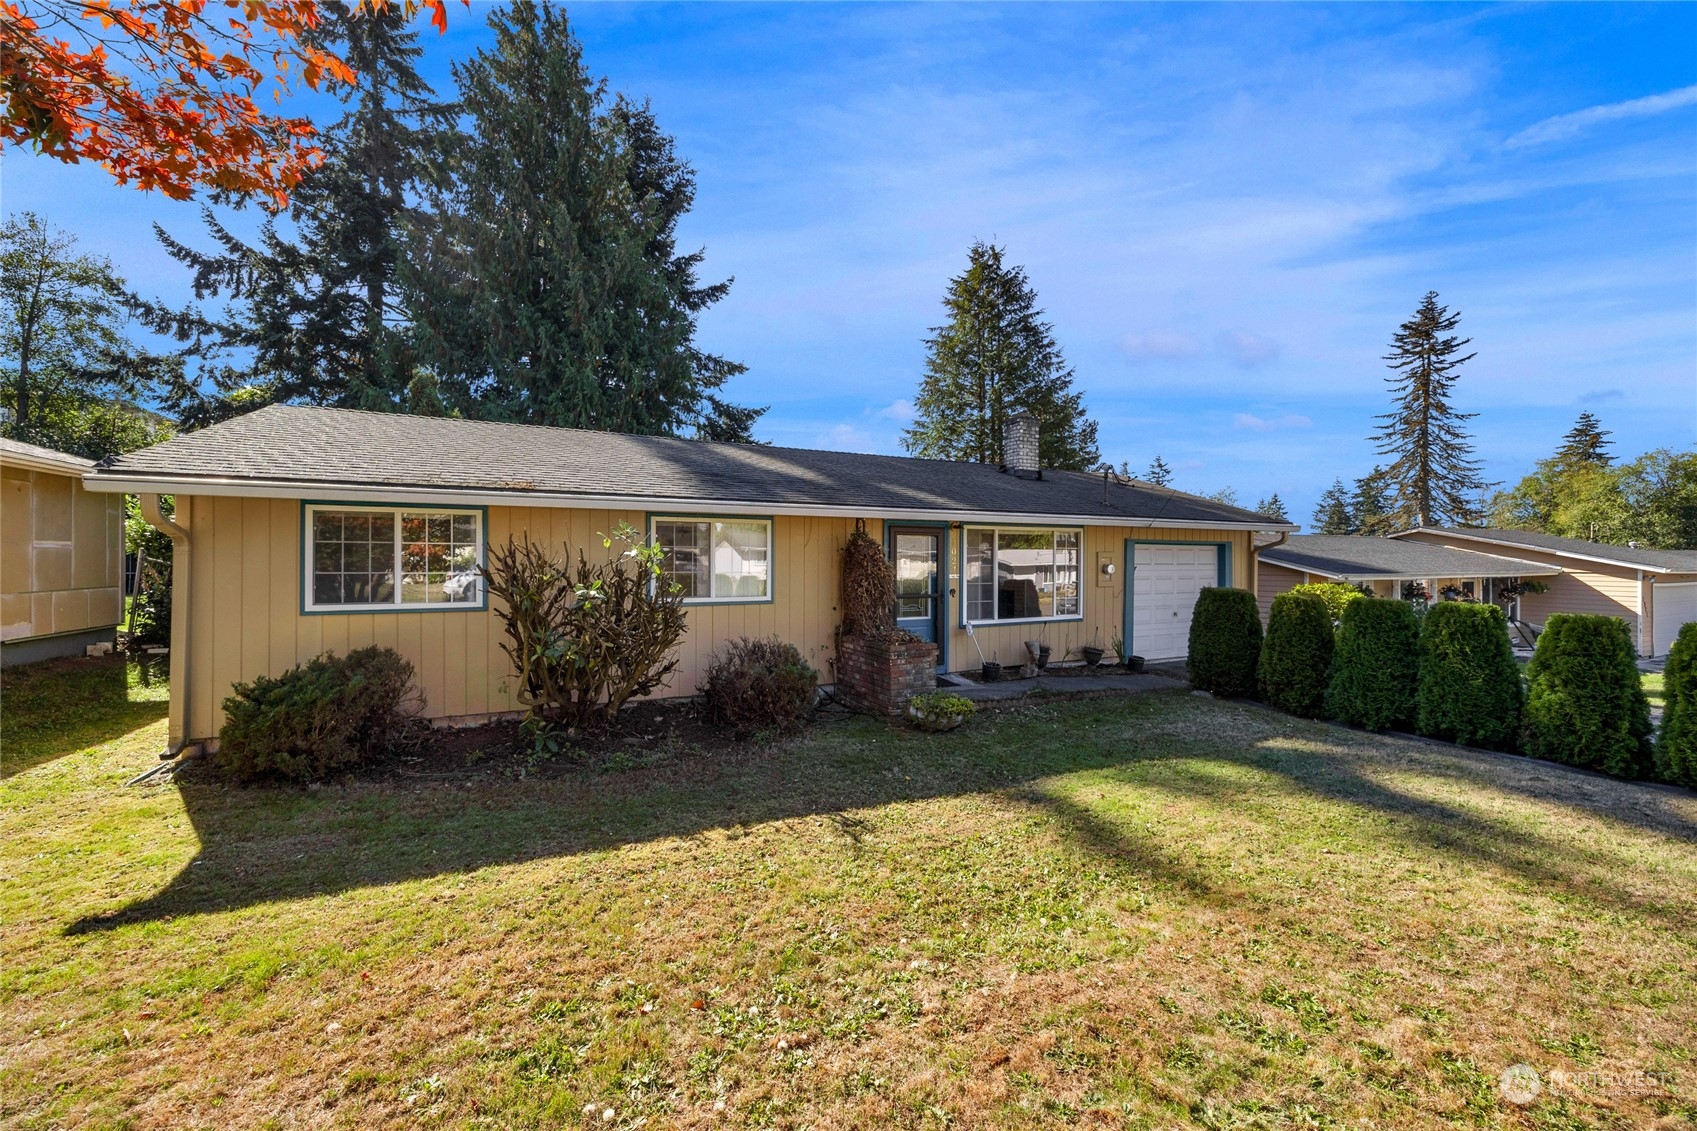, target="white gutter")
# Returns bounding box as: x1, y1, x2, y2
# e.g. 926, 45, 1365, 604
139, 493, 192, 756
83, 473, 1297, 533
